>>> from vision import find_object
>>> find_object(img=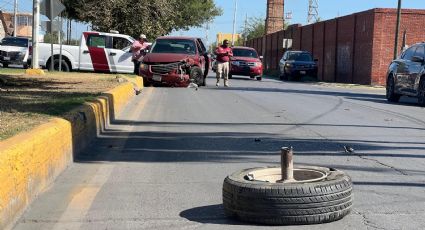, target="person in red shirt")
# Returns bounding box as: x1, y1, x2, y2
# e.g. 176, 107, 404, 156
215, 39, 233, 87
131, 34, 149, 75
